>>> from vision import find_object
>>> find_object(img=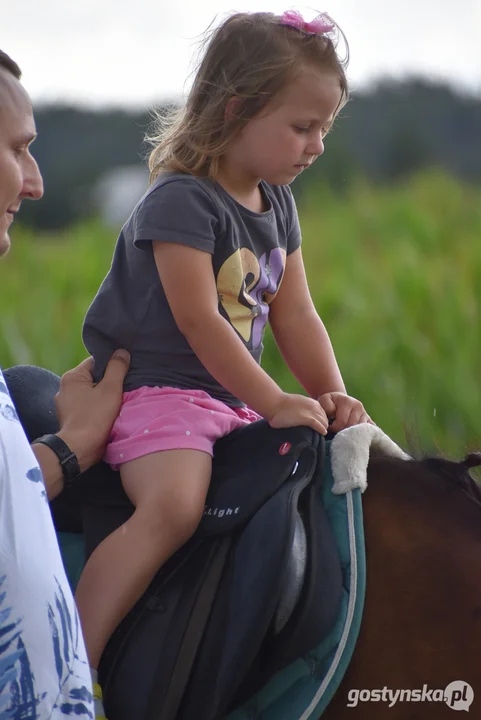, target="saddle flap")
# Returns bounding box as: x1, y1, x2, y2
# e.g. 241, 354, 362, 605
101, 539, 219, 720
262, 454, 344, 673
178, 473, 310, 720
229, 447, 344, 707
200, 420, 320, 535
